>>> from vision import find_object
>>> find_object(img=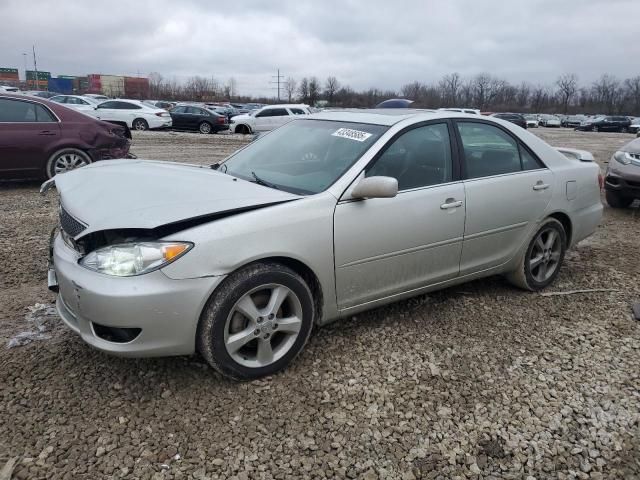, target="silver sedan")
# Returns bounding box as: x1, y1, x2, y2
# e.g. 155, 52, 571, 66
46, 110, 603, 379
